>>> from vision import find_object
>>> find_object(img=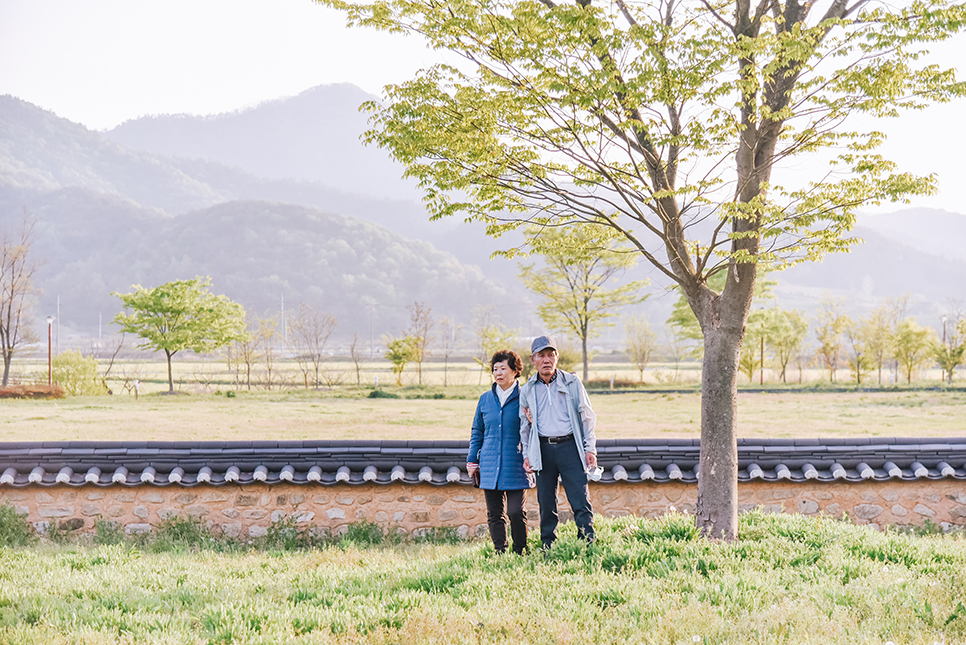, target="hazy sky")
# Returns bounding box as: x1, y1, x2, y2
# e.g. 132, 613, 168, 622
1, 0, 964, 213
